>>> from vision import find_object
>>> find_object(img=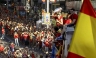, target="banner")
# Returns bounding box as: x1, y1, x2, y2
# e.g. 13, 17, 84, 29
44, 13, 51, 25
